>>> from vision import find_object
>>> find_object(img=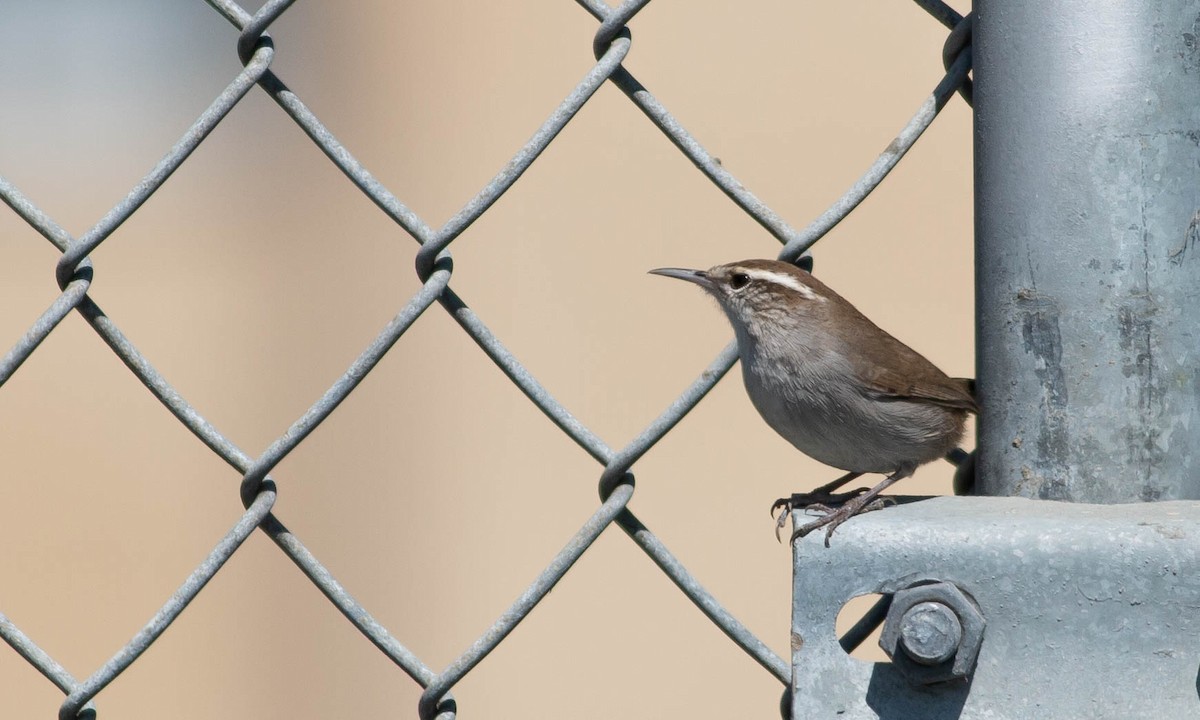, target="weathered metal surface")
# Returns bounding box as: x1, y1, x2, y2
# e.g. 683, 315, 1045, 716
792, 497, 1200, 719
975, 0, 1200, 500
